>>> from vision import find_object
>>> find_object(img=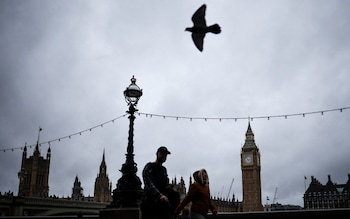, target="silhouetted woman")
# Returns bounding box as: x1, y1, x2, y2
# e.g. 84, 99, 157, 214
174, 169, 218, 219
